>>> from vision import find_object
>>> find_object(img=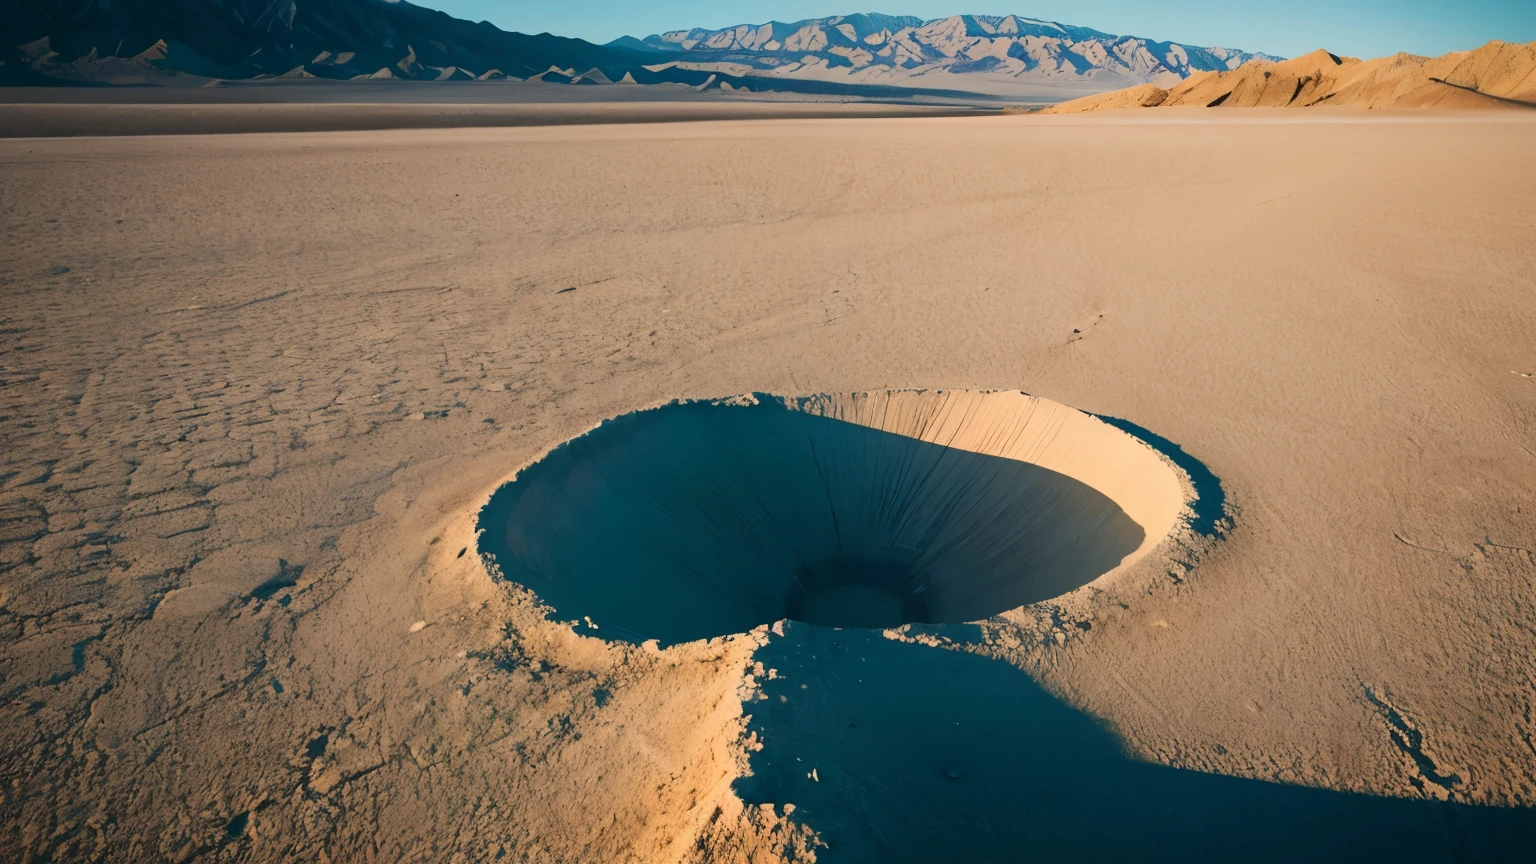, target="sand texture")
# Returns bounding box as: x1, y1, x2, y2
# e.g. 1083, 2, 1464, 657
2, 112, 1536, 860
0, 98, 987, 139
1046, 39, 1536, 112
